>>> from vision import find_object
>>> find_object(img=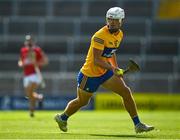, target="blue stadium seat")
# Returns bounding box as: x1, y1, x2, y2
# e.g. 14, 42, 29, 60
135, 77, 169, 93
0, 78, 16, 93
151, 21, 180, 37
0, 0, 13, 16
80, 20, 104, 36
121, 20, 146, 37
53, 1, 82, 17
172, 77, 180, 93
88, 0, 118, 17
56, 78, 77, 92
41, 40, 68, 54
141, 57, 174, 74
44, 21, 74, 36
0, 21, 3, 35
122, 0, 153, 18
0, 59, 18, 72
73, 39, 90, 54
67, 57, 84, 72
17, 0, 46, 16
42, 59, 61, 72
176, 59, 180, 74
146, 39, 179, 56
0, 40, 23, 54
119, 39, 142, 55
8, 20, 39, 35
39, 77, 54, 93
